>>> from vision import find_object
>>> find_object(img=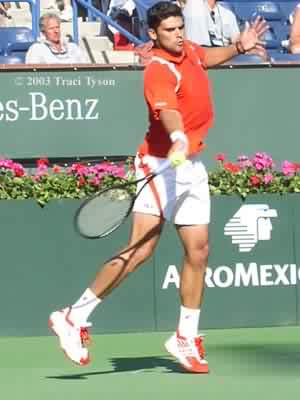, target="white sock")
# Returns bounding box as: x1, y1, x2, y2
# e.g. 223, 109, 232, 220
178, 305, 201, 338
69, 288, 101, 325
